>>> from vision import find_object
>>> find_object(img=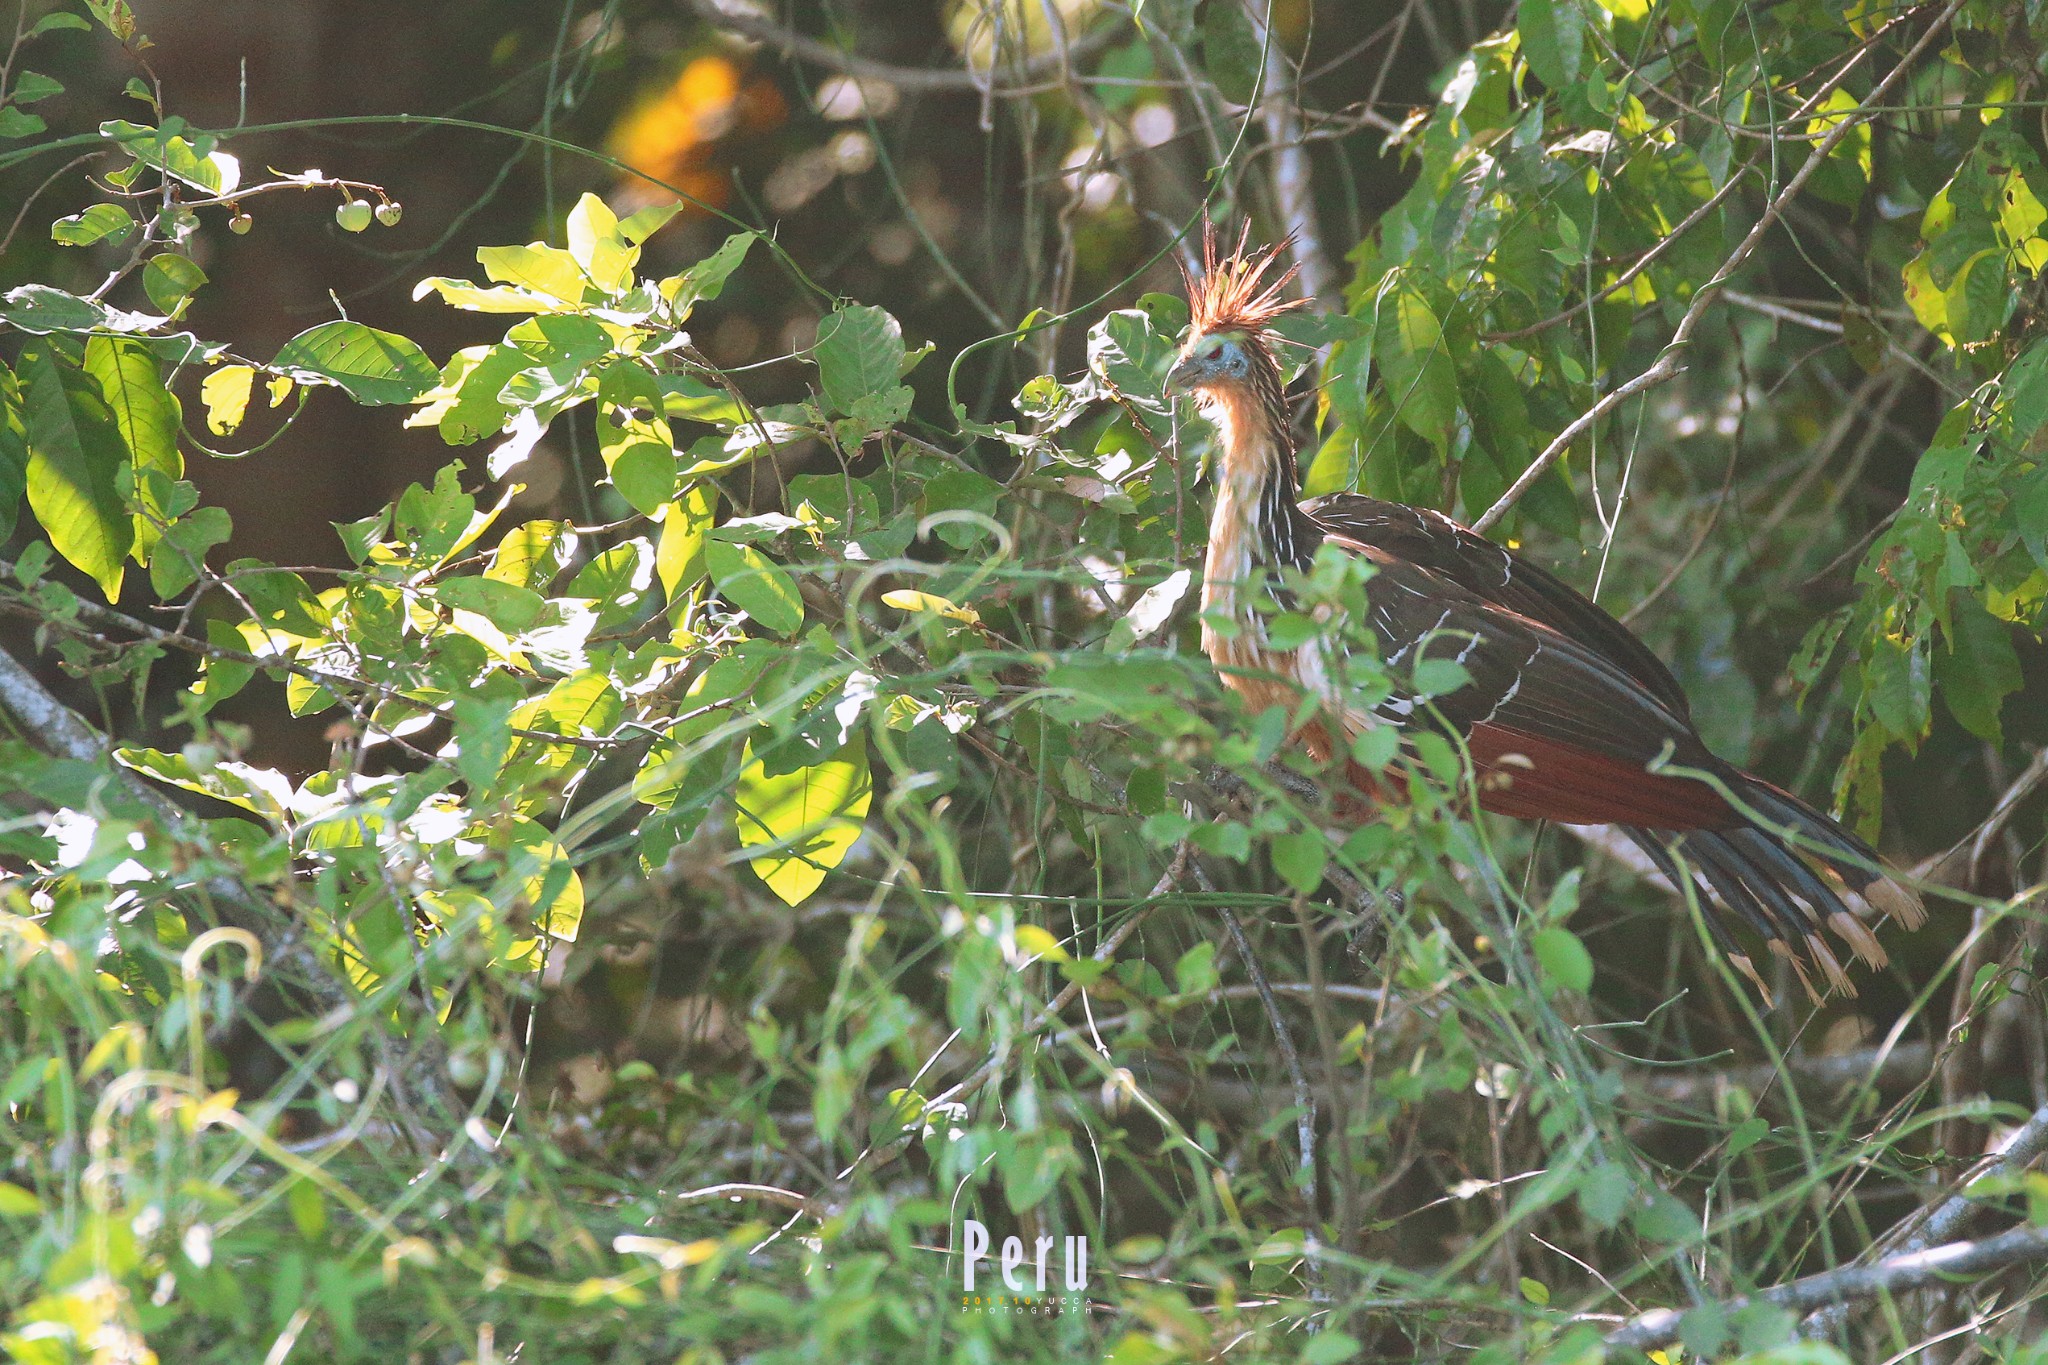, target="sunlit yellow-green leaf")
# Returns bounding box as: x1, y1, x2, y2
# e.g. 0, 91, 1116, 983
486, 518, 577, 590
734, 737, 873, 905
478, 243, 594, 304
566, 192, 636, 294
83, 335, 181, 564
881, 589, 980, 625
201, 364, 255, 435
1901, 252, 1948, 337
656, 482, 715, 602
